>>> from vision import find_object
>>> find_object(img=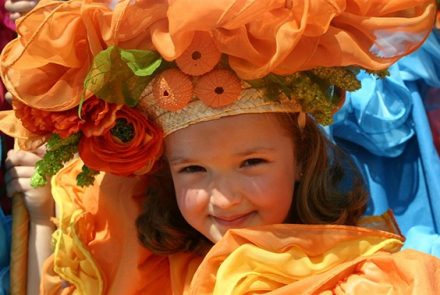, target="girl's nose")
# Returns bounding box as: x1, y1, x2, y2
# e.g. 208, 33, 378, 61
210, 189, 242, 209
209, 175, 242, 209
